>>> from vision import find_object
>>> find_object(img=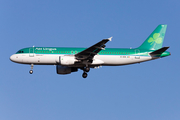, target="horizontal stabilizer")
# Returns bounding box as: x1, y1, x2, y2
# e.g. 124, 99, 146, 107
150, 47, 169, 57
